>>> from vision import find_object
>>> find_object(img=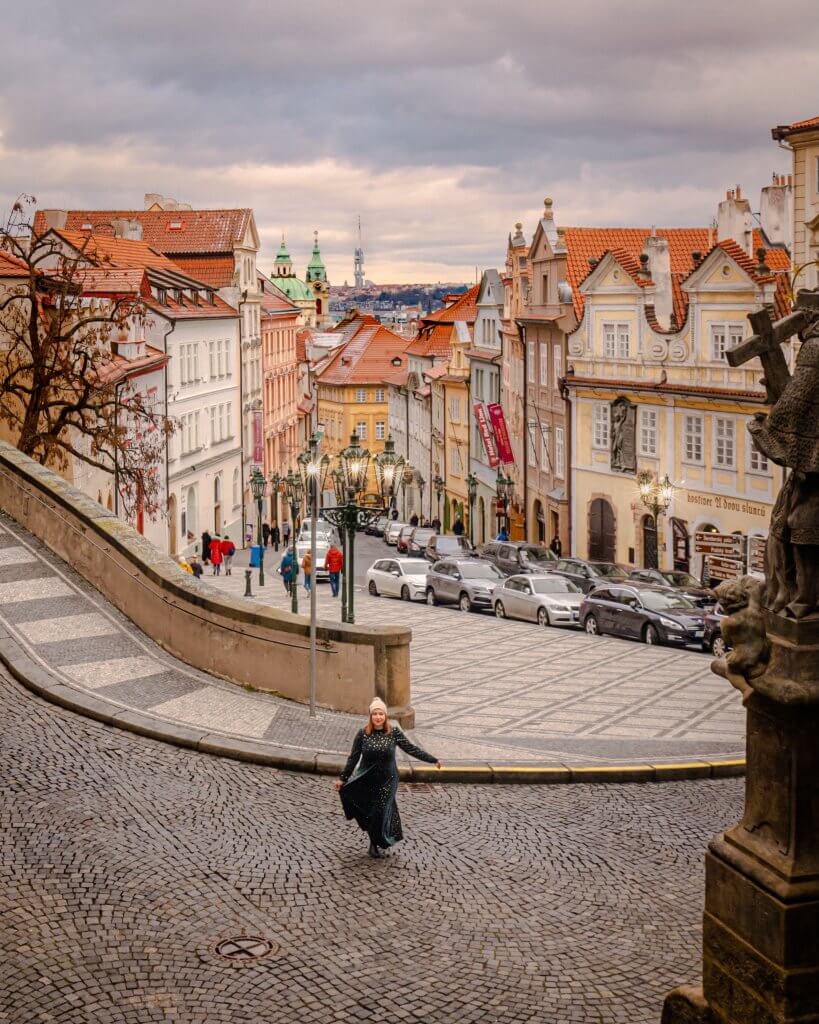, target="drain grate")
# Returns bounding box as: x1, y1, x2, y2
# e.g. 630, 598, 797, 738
215, 936, 273, 961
